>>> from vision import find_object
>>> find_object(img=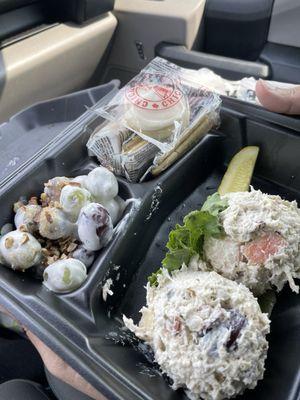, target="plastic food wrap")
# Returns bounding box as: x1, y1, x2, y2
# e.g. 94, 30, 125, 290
87, 57, 221, 182
181, 67, 298, 105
